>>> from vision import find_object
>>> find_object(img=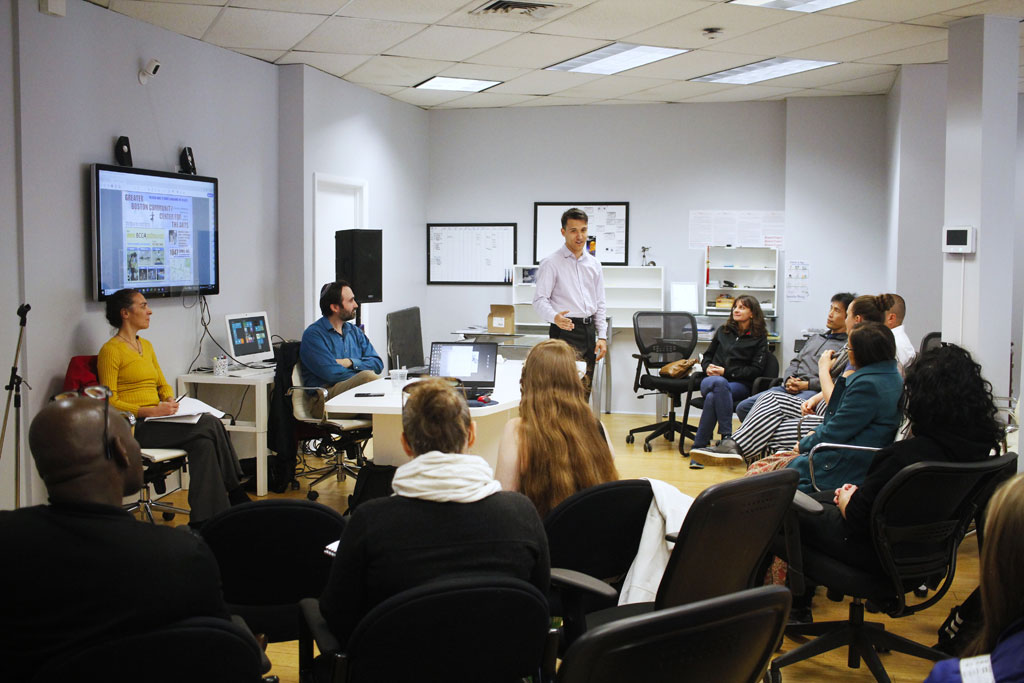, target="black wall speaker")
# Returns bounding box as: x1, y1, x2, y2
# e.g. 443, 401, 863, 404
114, 136, 133, 167
335, 229, 382, 304
179, 146, 196, 175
